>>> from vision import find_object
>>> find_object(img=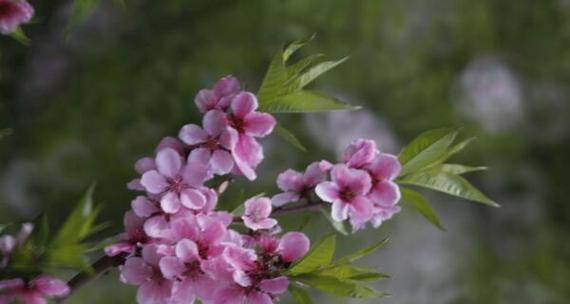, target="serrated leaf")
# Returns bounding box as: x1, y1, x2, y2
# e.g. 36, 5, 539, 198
399, 128, 458, 176
317, 265, 388, 282
275, 124, 307, 152
257, 52, 289, 104
282, 34, 316, 62
398, 171, 499, 207
286, 54, 324, 80
320, 207, 349, 236
333, 238, 389, 266
47, 244, 93, 273
400, 188, 444, 230
292, 57, 349, 89
260, 90, 360, 113
294, 274, 386, 299
289, 284, 313, 304
288, 234, 336, 274
438, 164, 487, 175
